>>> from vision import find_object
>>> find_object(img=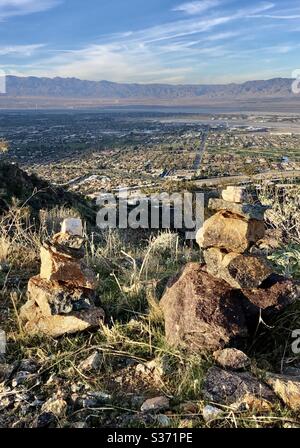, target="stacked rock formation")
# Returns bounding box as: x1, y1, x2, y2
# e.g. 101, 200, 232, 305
199, 186, 272, 289
20, 218, 105, 337
160, 186, 300, 353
